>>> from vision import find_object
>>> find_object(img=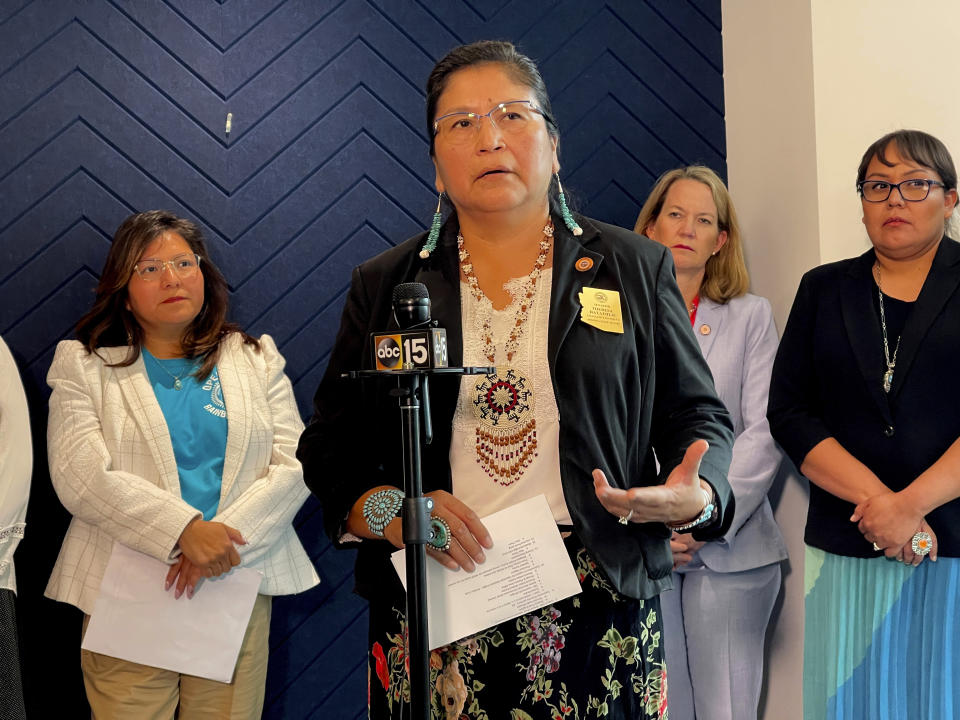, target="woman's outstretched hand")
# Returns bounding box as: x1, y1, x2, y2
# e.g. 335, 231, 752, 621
593, 439, 711, 525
